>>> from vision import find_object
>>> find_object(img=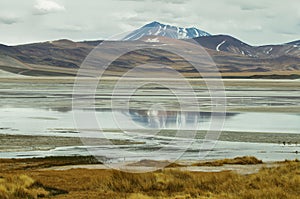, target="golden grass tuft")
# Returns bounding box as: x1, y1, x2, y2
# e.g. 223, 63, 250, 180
127, 159, 186, 168
0, 175, 49, 199
102, 161, 299, 199
192, 156, 263, 167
